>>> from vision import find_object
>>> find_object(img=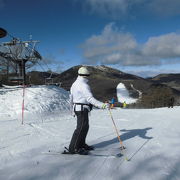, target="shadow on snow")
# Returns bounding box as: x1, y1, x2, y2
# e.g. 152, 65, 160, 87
93, 127, 153, 149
